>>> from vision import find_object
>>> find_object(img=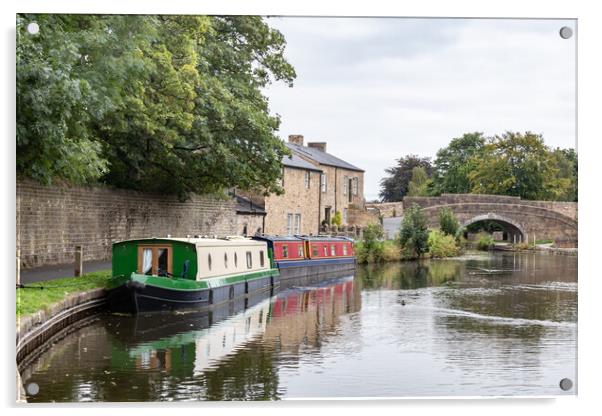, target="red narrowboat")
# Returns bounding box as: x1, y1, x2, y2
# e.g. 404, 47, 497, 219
252, 235, 356, 281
